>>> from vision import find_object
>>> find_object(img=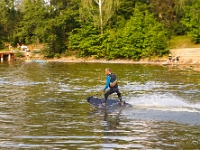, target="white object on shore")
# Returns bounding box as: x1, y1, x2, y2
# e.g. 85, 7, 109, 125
21, 45, 29, 51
